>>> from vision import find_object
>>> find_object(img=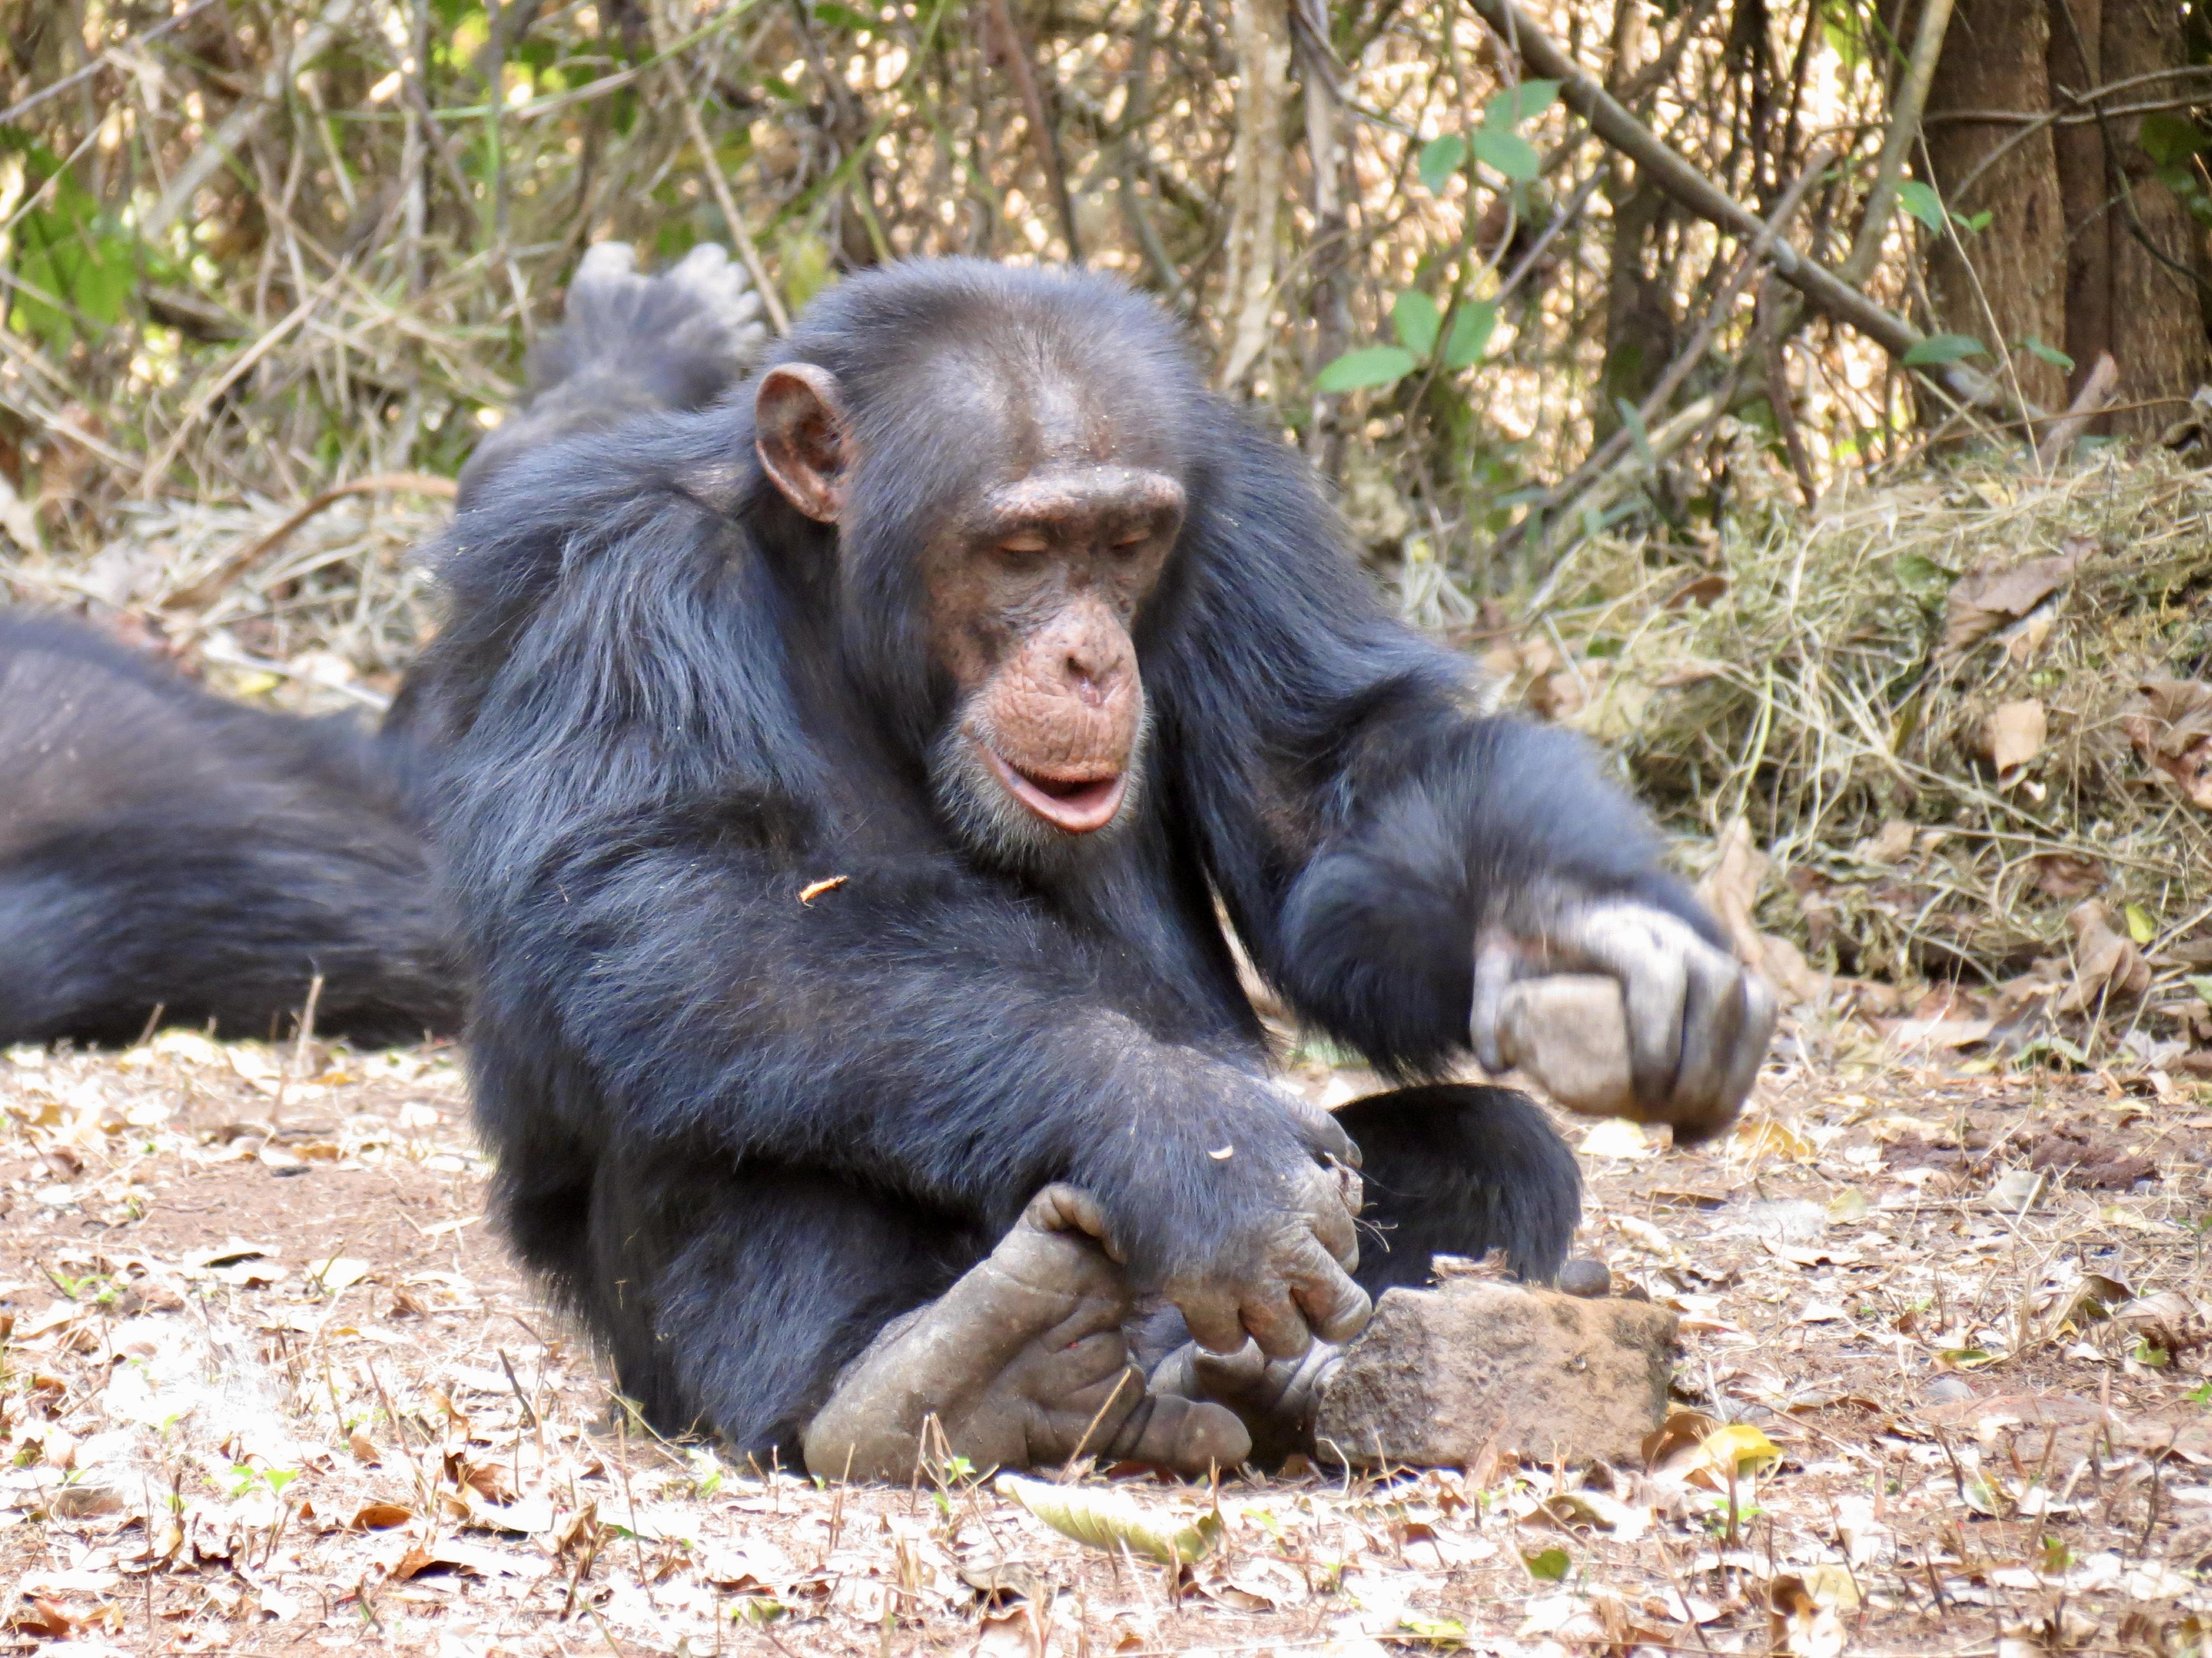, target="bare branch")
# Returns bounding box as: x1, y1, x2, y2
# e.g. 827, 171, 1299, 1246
1463, 0, 2043, 426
